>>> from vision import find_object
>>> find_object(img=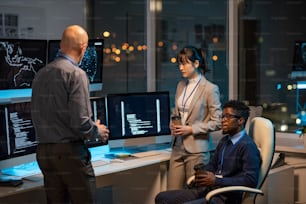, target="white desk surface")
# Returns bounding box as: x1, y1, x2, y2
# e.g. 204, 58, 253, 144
94, 149, 171, 176
0, 150, 171, 198
276, 145, 306, 154
0, 176, 43, 198
275, 132, 306, 154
